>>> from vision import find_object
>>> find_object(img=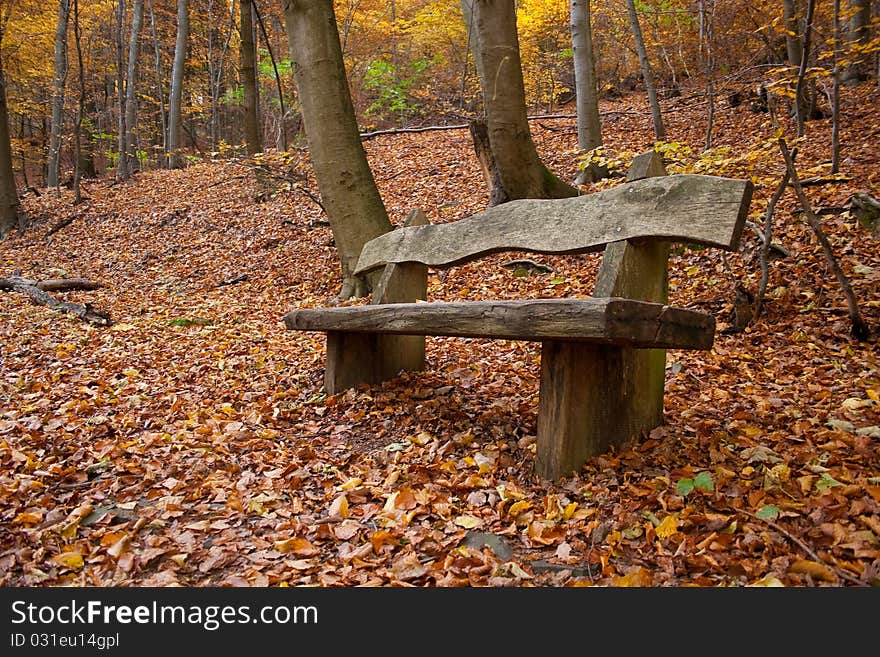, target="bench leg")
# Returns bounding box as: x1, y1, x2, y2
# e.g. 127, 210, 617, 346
535, 341, 665, 480
324, 332, 425, 395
